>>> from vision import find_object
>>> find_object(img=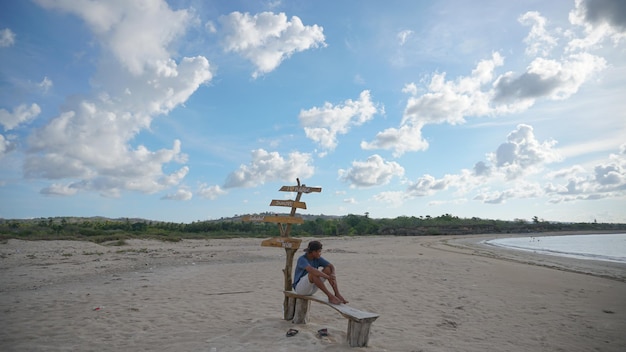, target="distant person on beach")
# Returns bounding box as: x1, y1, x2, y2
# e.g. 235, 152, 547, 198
293, 240, 348, 305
